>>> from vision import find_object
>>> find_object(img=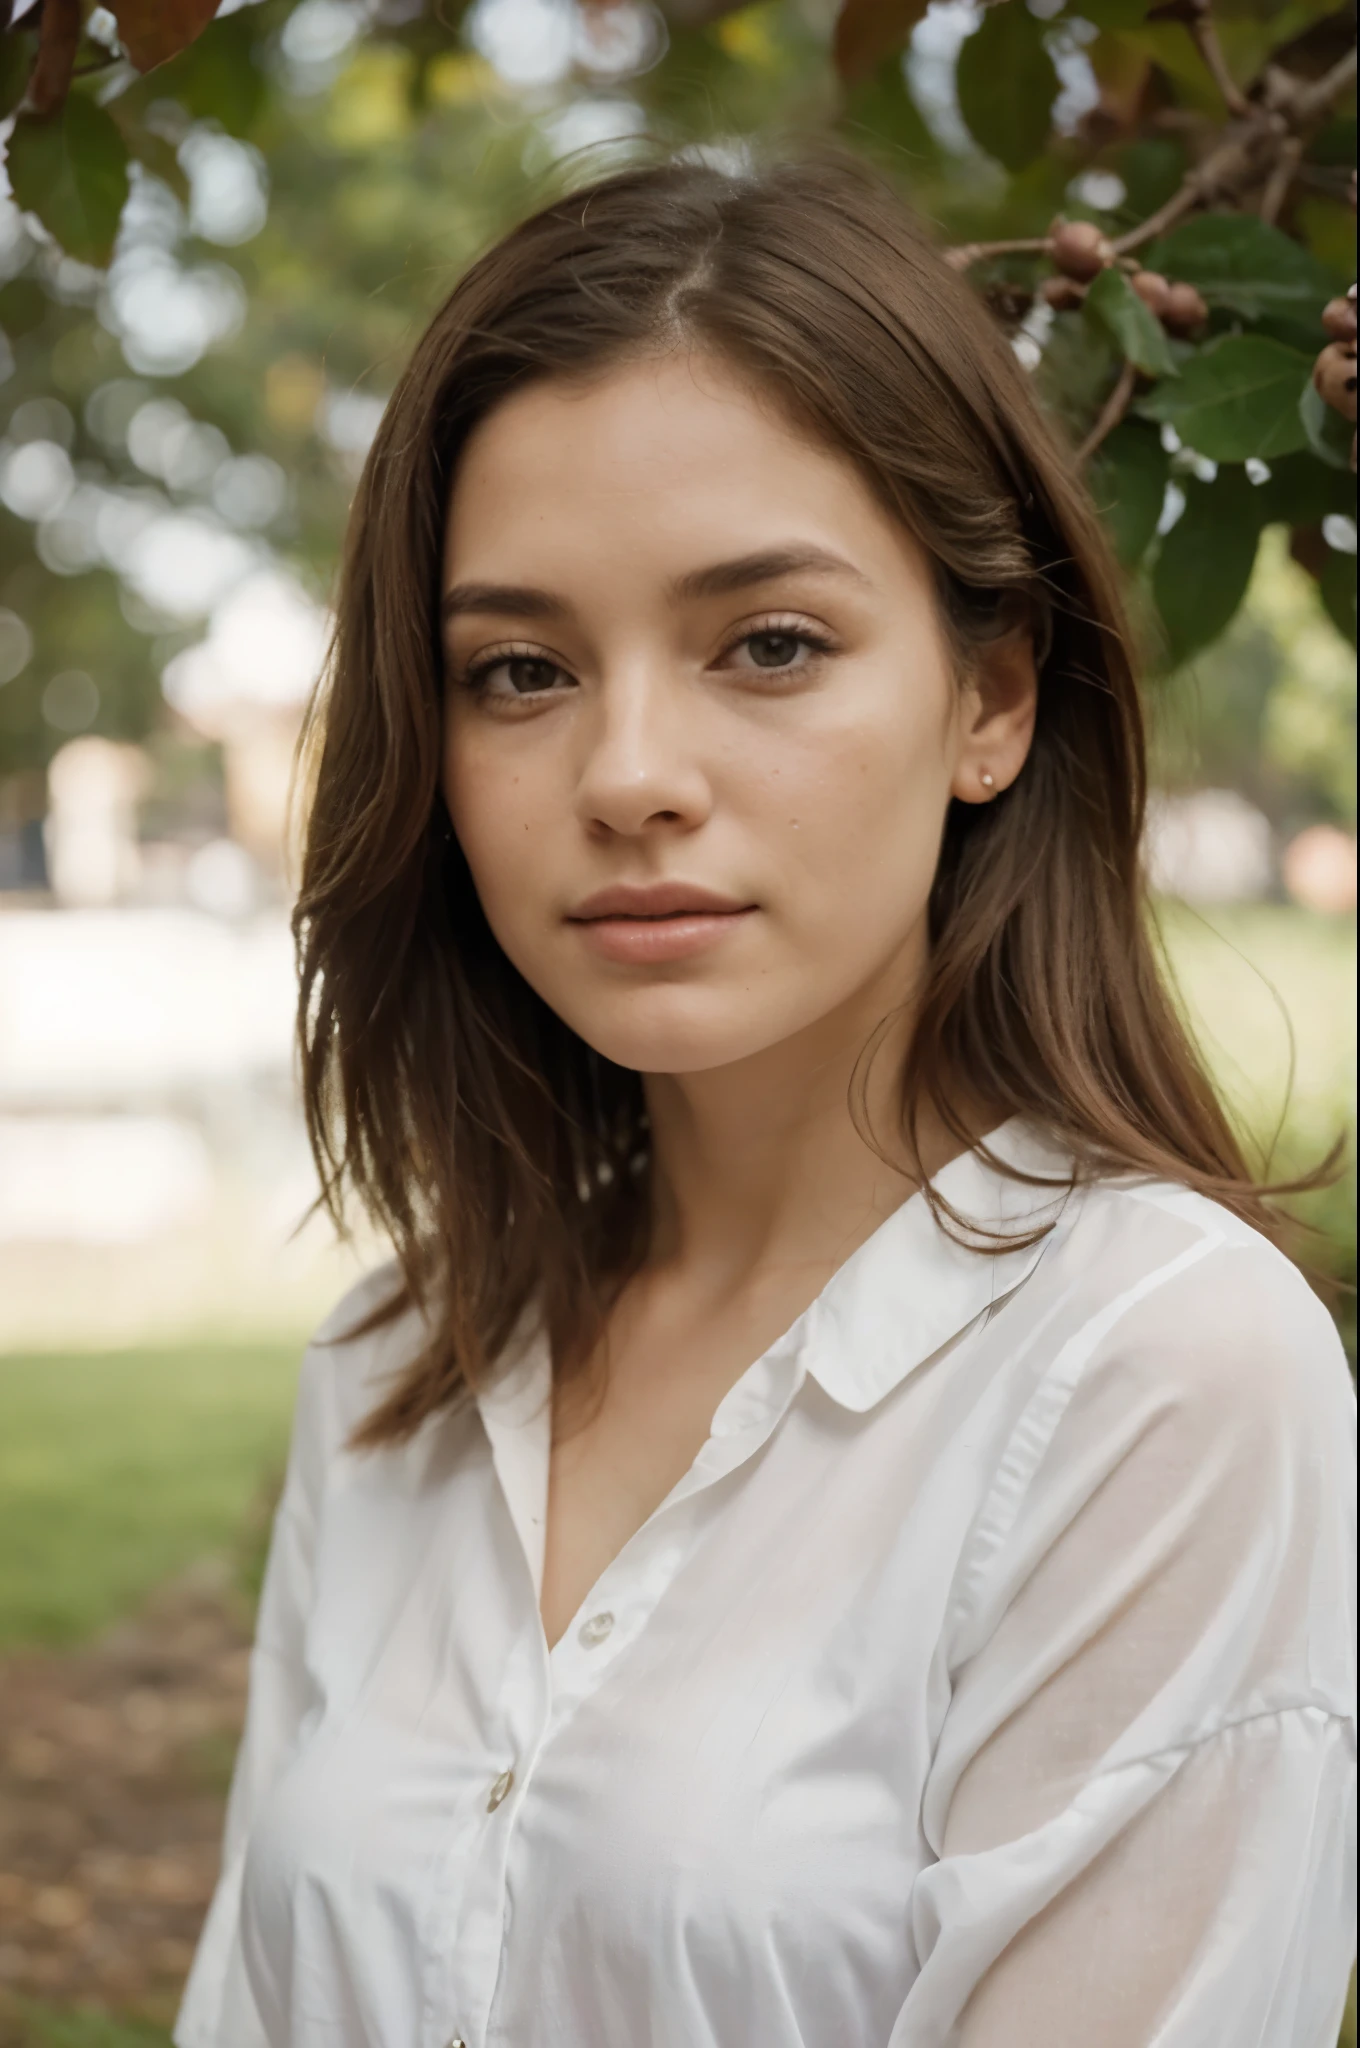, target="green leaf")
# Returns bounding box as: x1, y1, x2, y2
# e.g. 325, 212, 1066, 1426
116, 116, 191, 203
1299, 379, 1355, 472
1137, 335, 1314, 461
111, 0, 221, 73
144, 13, 267, 137
1084, 265, 1179, 378
956, 3, 1059, 172
1319, 546, 1357, 649
1153, 466, 1266, 668
1307, 115, 1356, 169
1144, 213, 1336, 324
1118, 22, 1218, 115
6, 94, 130, 266
1112, 137, 1187, 219
1069, 0, 1151, 27
0, 31, 35, 119
1259, 450, 1357, 527
1088, 416, 1170, 566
